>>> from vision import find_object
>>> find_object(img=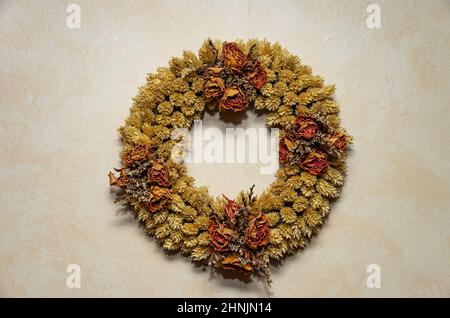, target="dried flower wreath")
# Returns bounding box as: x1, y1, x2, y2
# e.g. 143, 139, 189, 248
108, 39, 352, 284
